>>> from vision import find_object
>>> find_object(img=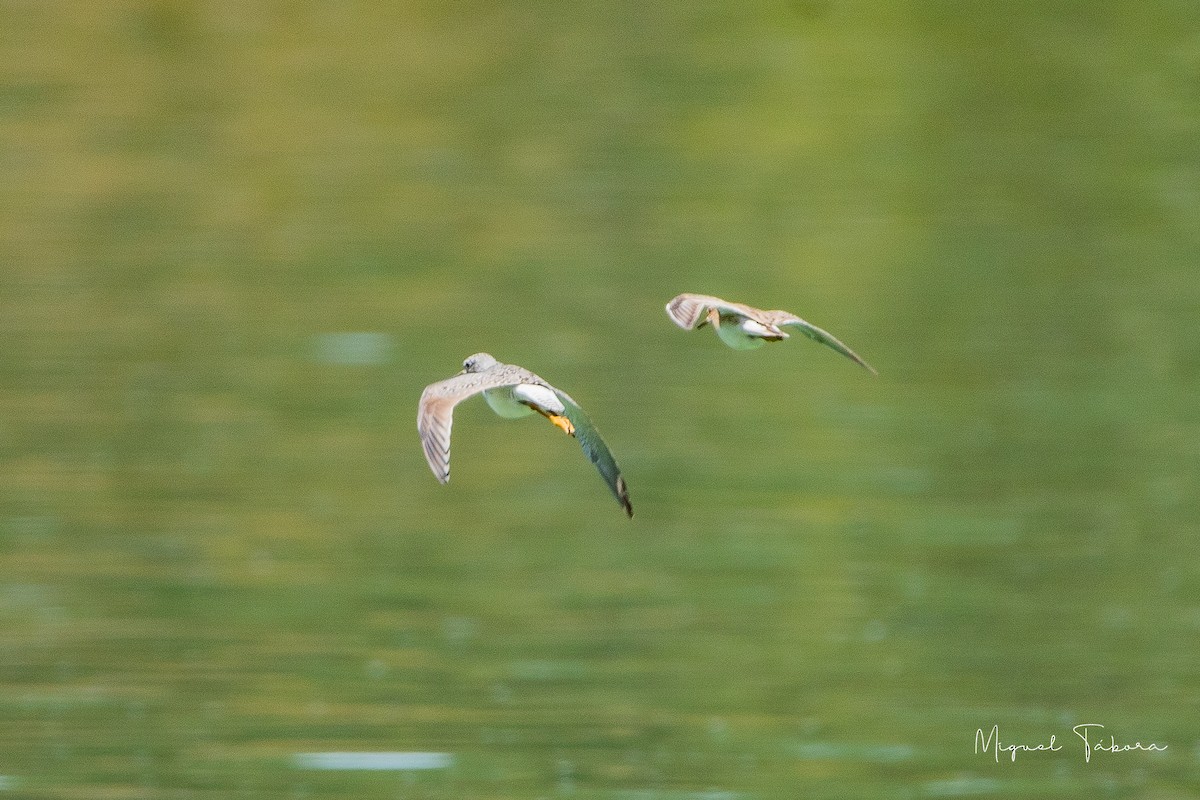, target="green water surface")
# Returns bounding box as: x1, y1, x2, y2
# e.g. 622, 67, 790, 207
1, 2, 1198, 797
